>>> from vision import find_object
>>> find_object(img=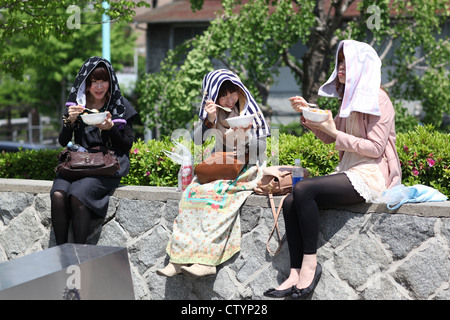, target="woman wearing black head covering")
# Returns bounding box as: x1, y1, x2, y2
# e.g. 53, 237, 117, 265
50, 56, 137, 245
